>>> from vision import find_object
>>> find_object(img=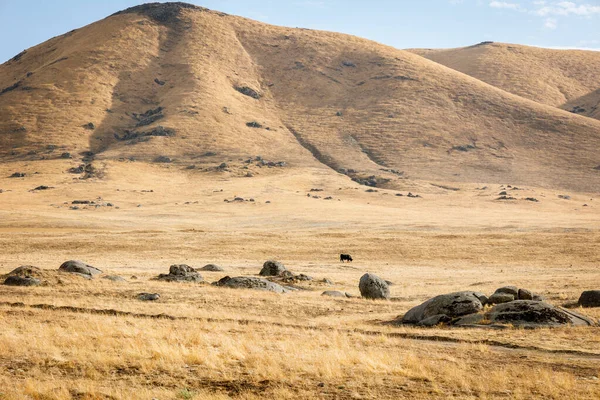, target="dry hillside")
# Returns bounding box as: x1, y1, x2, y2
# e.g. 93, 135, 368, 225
1, 3, 600, 192
409, 42, 600, 109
